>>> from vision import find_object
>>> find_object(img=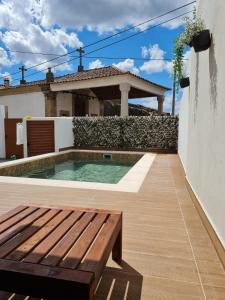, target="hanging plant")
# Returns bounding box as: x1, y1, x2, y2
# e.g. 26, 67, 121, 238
173, 38, 185, 92
173, 7, 210, 91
